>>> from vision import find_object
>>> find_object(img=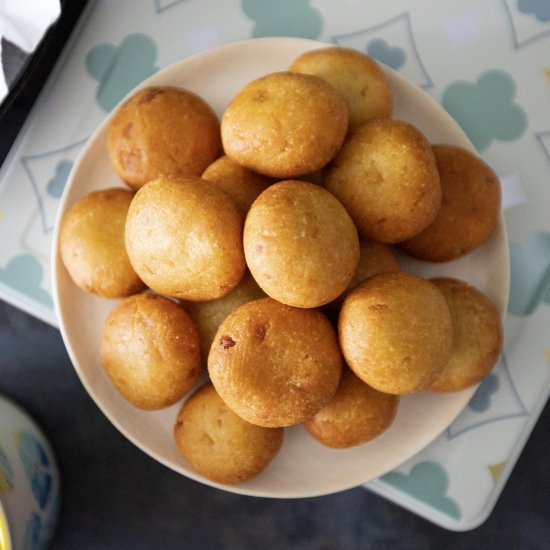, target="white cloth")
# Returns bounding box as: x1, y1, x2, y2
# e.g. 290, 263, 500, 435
0, 0, 61, 102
